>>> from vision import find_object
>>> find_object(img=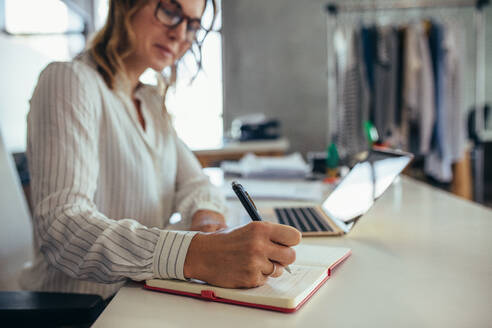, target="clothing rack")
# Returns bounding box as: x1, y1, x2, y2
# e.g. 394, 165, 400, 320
324, 0, 491, 142
324, 0, 490, 202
